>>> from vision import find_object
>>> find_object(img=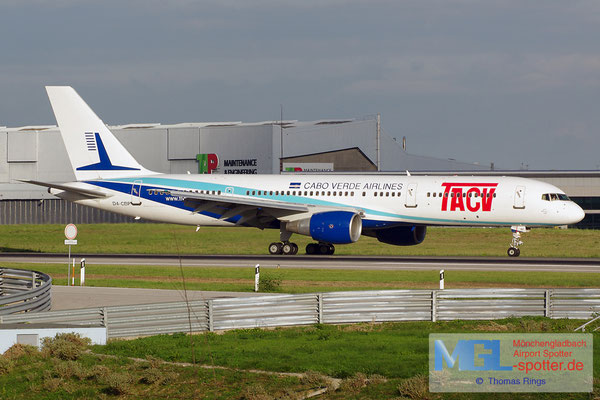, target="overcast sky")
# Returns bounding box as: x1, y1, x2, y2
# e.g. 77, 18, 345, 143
1, 0, 599, 170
